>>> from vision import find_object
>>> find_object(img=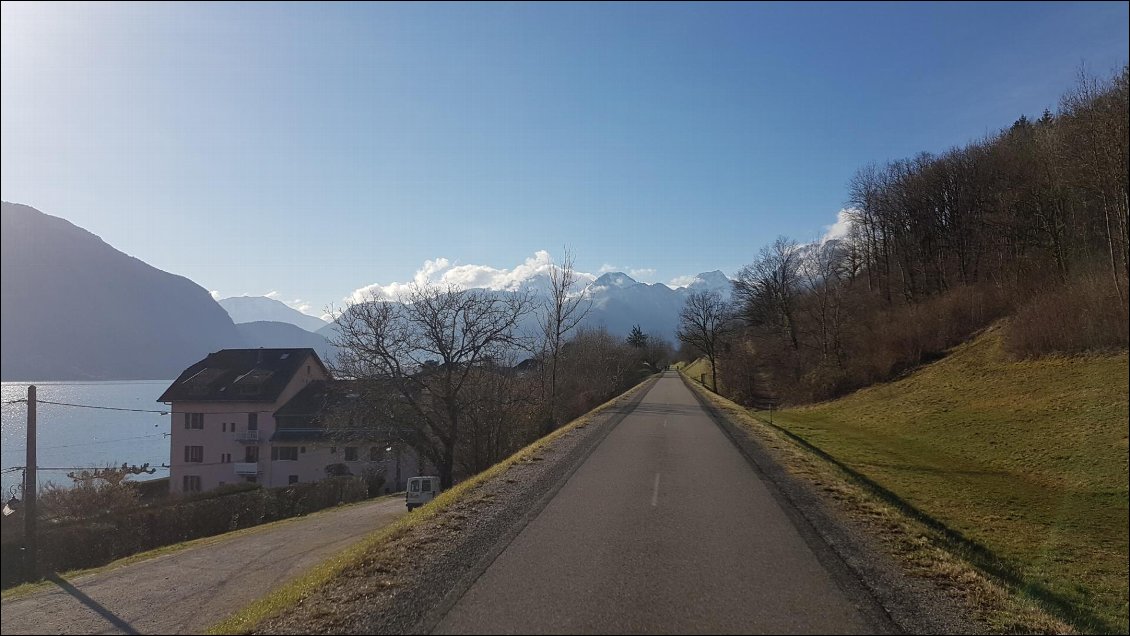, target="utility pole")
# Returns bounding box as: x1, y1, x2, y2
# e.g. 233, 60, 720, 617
24, 385, 37, 579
